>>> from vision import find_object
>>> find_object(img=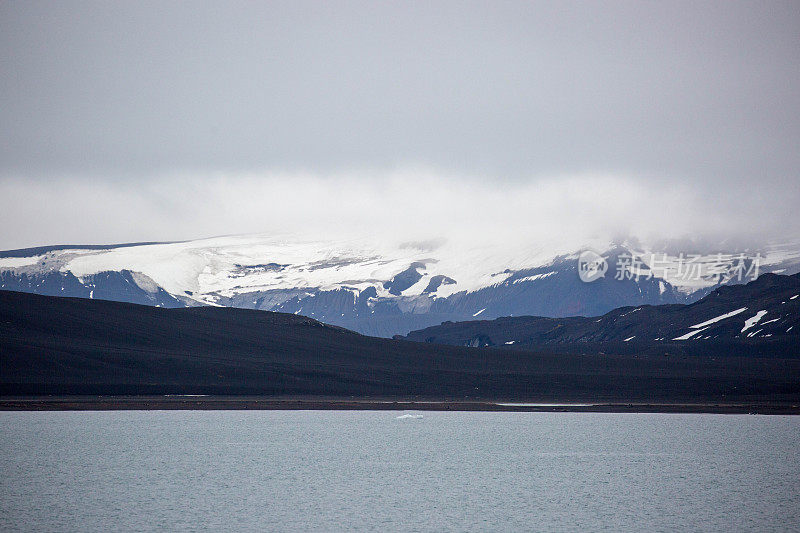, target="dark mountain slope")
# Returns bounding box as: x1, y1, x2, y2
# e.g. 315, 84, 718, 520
0, 269, 185, 308
2, 290, 800, 402
401, 273, 800, 357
